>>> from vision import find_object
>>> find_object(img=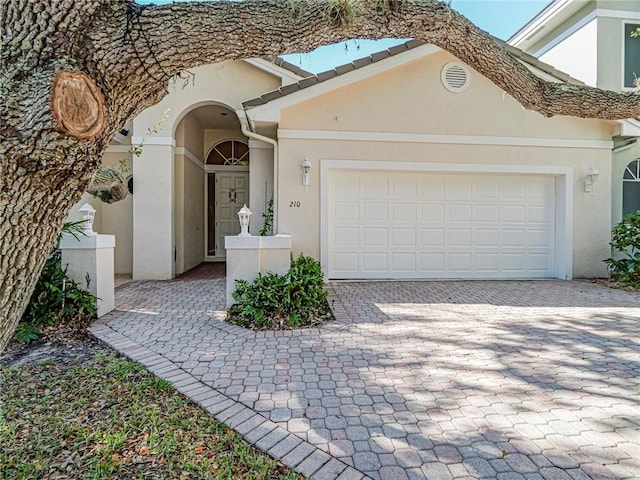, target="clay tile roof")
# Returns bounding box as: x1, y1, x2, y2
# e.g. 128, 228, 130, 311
243, 37, 585, 109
